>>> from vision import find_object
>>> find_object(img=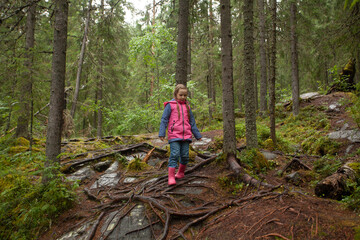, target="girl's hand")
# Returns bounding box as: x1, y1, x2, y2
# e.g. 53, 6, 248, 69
160, 137, 165, 141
